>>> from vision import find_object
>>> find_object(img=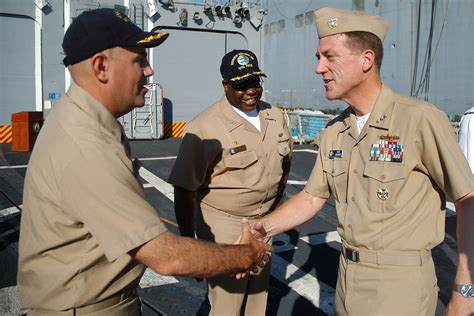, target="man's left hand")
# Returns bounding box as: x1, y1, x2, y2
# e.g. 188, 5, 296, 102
444, 293, 474, 316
